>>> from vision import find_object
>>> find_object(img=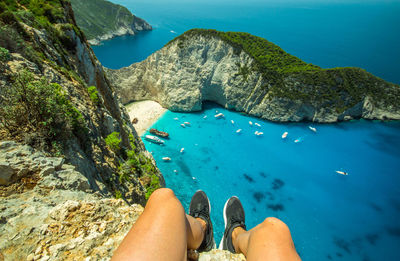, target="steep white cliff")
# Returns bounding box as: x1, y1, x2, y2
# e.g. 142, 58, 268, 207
106, 31, 400, 122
